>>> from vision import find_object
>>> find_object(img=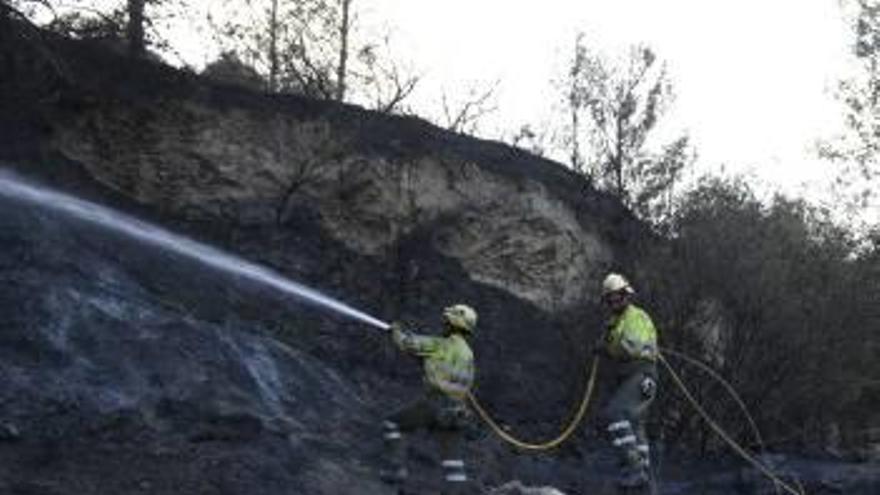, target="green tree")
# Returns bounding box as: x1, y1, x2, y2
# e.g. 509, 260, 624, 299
563, 34, 689, 221
821, 0, 880, 215
630, 135, 693, 228
648, 176, 873, 452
